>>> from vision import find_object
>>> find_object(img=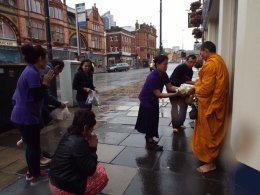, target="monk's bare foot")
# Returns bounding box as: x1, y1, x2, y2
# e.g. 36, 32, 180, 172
196, 163, 216, 173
